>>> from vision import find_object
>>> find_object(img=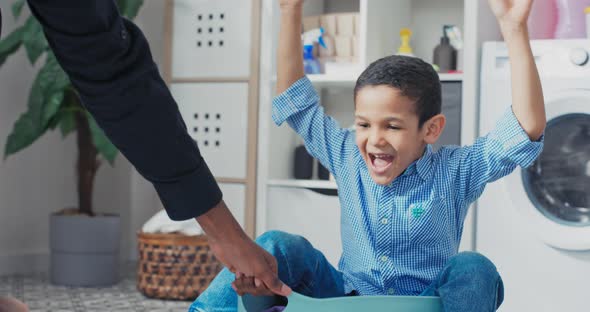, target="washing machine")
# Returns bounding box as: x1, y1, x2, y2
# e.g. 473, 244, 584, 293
477, 40, 590, 312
